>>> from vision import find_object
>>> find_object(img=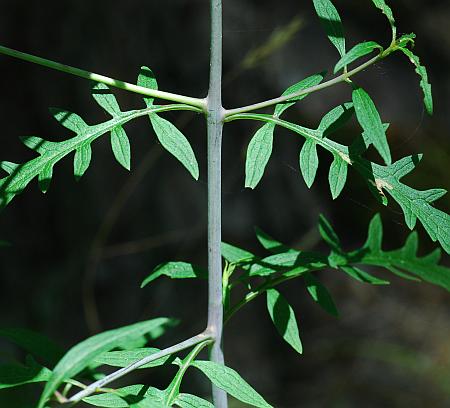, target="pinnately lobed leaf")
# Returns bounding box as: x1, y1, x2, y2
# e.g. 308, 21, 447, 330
312, 0, 346, 57
37, 318, 176, 408
352, 87, 391, 165
334, 41, 383, 73
266, 289, 303, 353
191, 360, 273, 408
